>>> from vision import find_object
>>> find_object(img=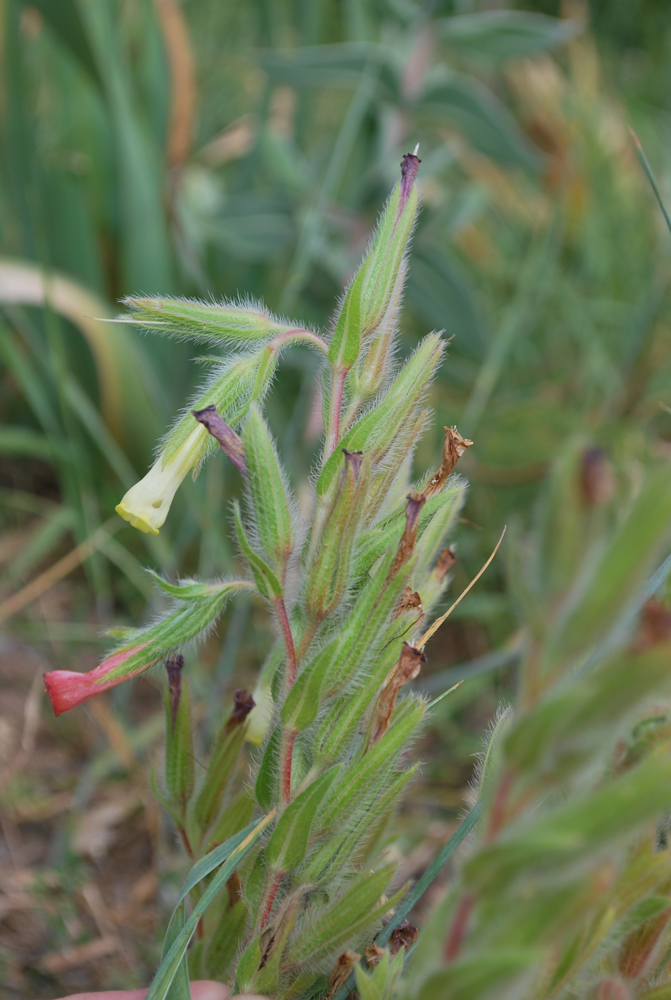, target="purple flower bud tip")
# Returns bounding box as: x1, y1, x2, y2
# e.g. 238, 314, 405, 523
193, 406, 247, 477
405, 491, 426, 531
165, 654, 185, 729
342, 449, 364, 479
232, 689, 256, 720
400, 151, 421, 209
